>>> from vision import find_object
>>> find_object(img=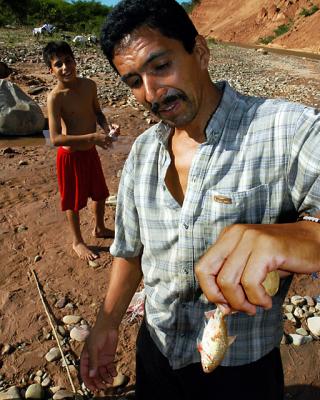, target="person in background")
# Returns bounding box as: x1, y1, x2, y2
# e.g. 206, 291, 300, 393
43, 41, 119, 261
80, 1, 320, 399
